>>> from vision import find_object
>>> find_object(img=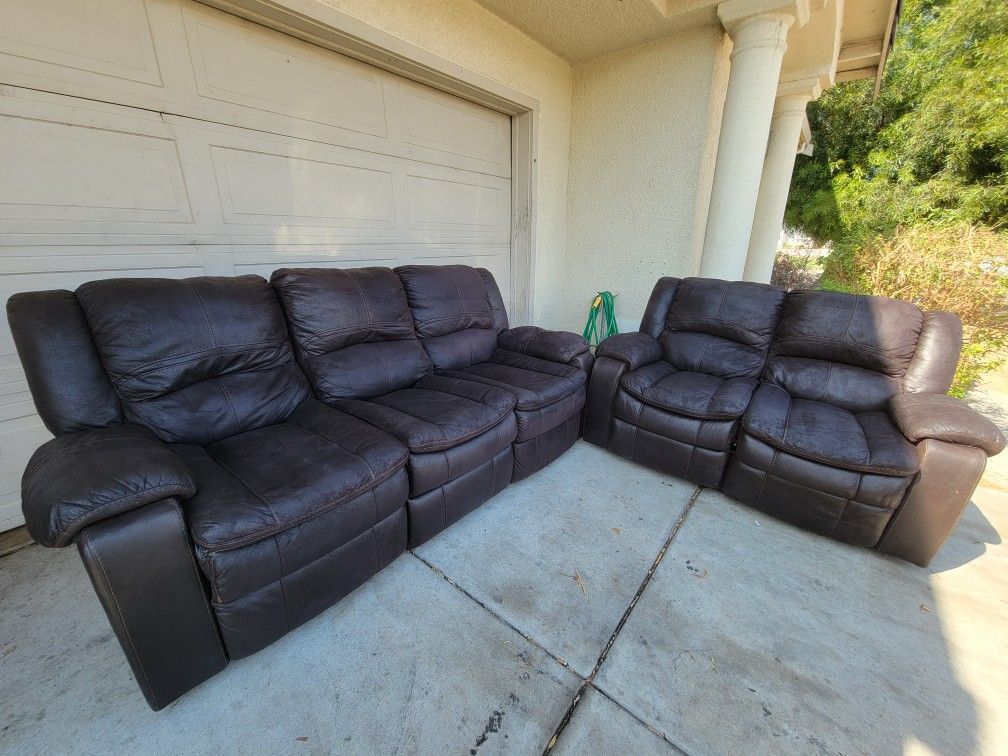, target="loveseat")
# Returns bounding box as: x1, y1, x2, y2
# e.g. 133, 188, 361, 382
584, 276, 1004, 567
7, 265, 591, 710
